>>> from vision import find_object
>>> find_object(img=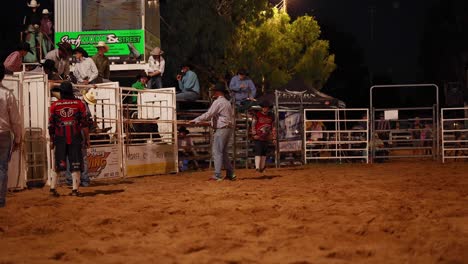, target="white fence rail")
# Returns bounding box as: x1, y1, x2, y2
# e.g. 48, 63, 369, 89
441, 107, 468, 162
304, 108, 369, 164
